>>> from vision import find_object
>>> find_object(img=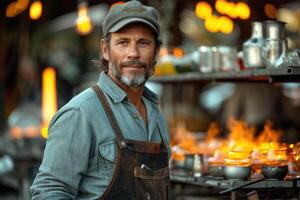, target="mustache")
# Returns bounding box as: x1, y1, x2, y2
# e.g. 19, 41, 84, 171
120, 60, 147, 68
